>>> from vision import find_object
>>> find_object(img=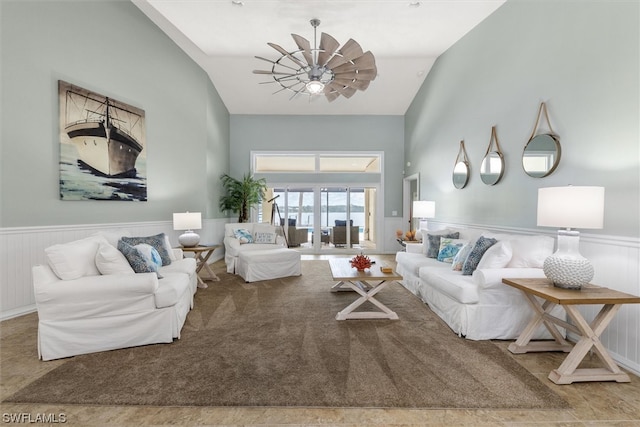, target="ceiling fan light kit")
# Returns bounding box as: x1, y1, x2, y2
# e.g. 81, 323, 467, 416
253, 18, 377, 102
